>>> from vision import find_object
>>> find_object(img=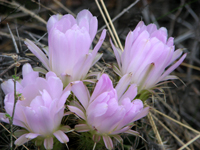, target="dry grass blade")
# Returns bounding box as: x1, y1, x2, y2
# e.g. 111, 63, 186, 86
0, 31, 24, 42
0, 123, 29, 150
98, 0, 140, 32
53, 0, 76, 17
152, 108, 200, 134
178, 134, 200, 150
95, 0, 119, 48
5, 0, 47, 24
99, 0, 123, 51
147, 112, 165, 149
7, 24, 19, 54
180, 62, 200, 71
152, 114, 191, 150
